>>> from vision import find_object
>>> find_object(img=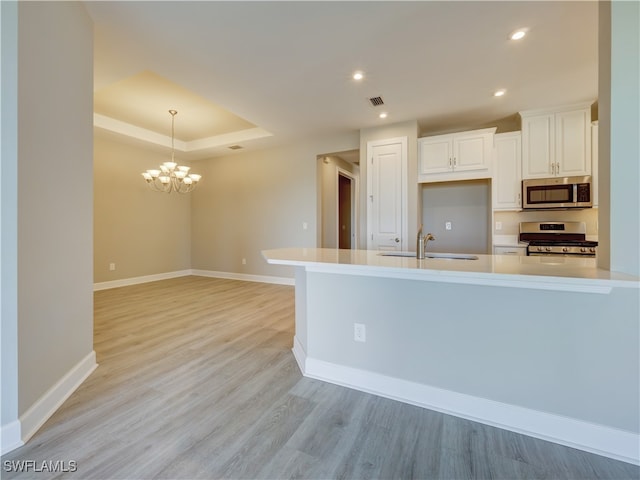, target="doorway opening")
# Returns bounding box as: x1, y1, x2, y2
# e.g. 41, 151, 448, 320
317, 150, 360, 249
337, 169, 357, 249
